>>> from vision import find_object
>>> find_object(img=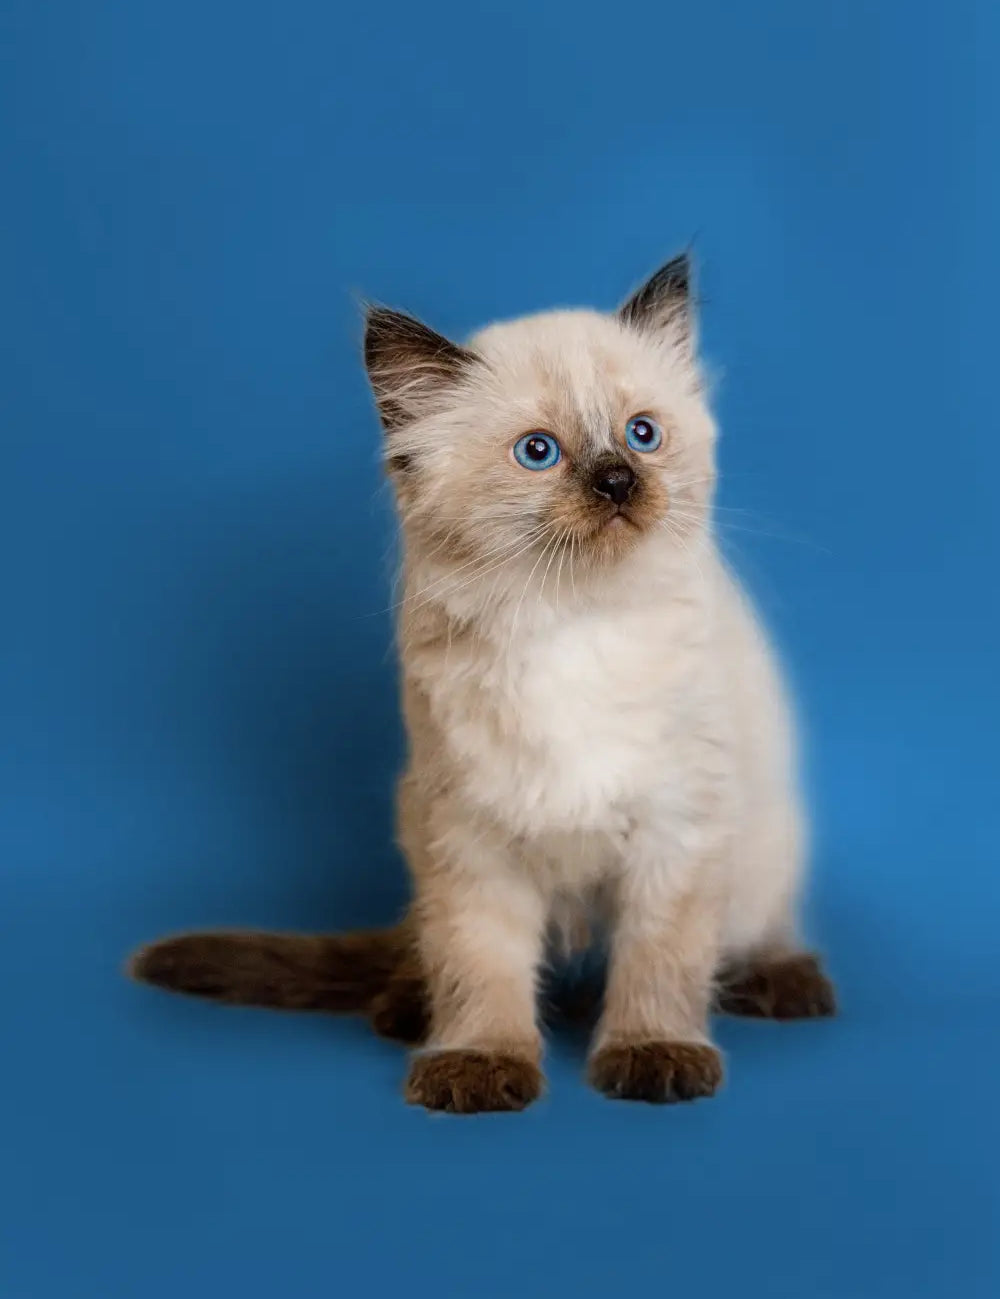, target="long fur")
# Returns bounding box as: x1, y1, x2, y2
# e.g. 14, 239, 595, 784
129, 925, 412, 1013
129, 256, 835, 1109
